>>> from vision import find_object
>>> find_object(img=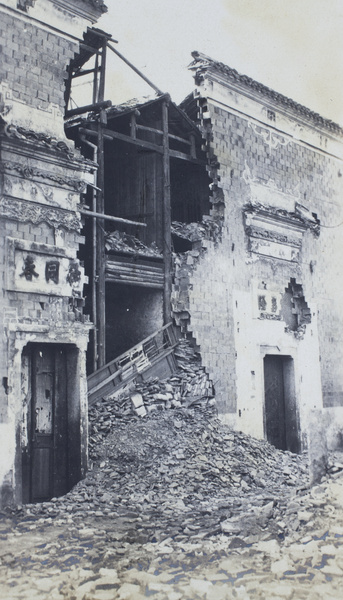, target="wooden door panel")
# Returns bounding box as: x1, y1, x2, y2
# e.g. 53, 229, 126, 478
31, 446, 51, 501
26, 344, 70, 503
53, 348, 68, 497
264, 355, 286, 450
31, 346, 54, 502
